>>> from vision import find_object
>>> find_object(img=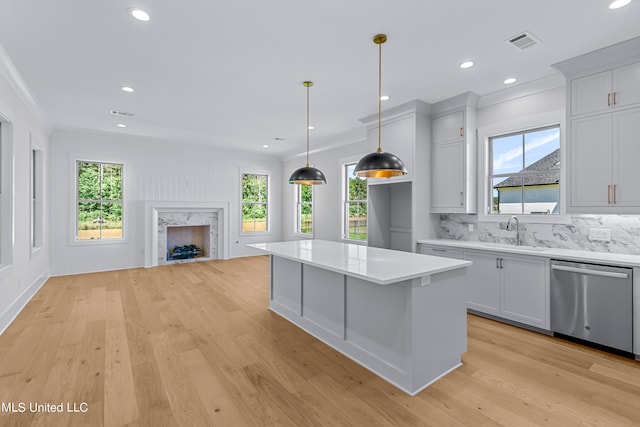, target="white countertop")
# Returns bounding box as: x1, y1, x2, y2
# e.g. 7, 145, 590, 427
417, 239, 640, 268
248, 240, 471, 285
